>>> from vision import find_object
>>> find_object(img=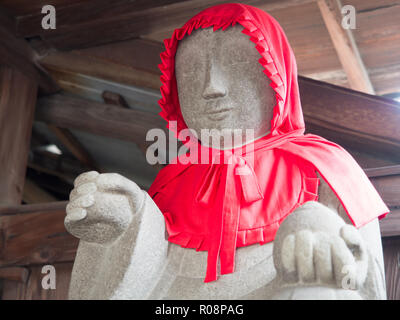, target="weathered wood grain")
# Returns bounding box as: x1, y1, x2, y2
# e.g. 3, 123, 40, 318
300, 76, 400, 160
0, 66, 38, 205
15, 0, 190, 38
22, 178, 58, 204
0, 201, 78, 267
369, 176, 400, 208
365, 165, 400, 238
48, 125, 99, 171
0, 267, 29, 283
16, 0, 315, 48
380, 209, 400, 239
365, 165, 400, 178
40, 49, 161, 91
0, 19, 59, 94
1, 262, 73, 300
35, 93, 166, 146
382, 236, 400, 300
317, 0, 374, 94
